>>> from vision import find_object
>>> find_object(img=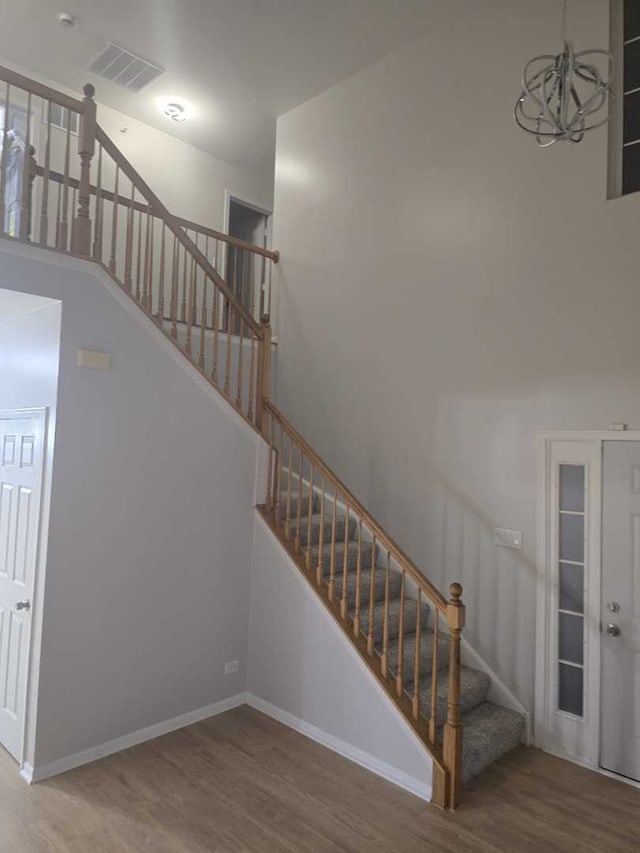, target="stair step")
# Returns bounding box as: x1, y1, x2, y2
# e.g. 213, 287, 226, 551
310, 539, 378, 574
319, 561, 403, 604
460, 702, 525, 782
411, 666, 490, 724
278, 491, 321, 520
386, 629, 450, 681
358, 596, 430, 645
298, 512, 358, 547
